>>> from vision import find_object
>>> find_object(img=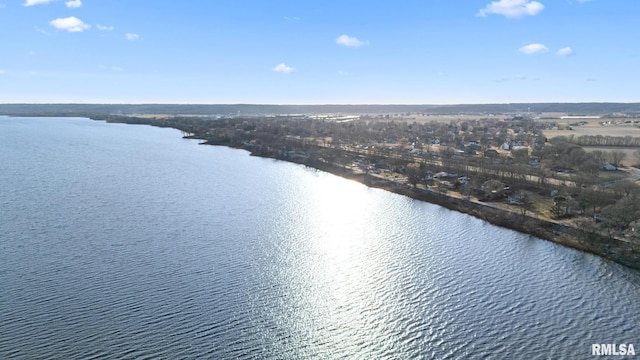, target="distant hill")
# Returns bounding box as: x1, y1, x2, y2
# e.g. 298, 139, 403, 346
1, 103, 639, 117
